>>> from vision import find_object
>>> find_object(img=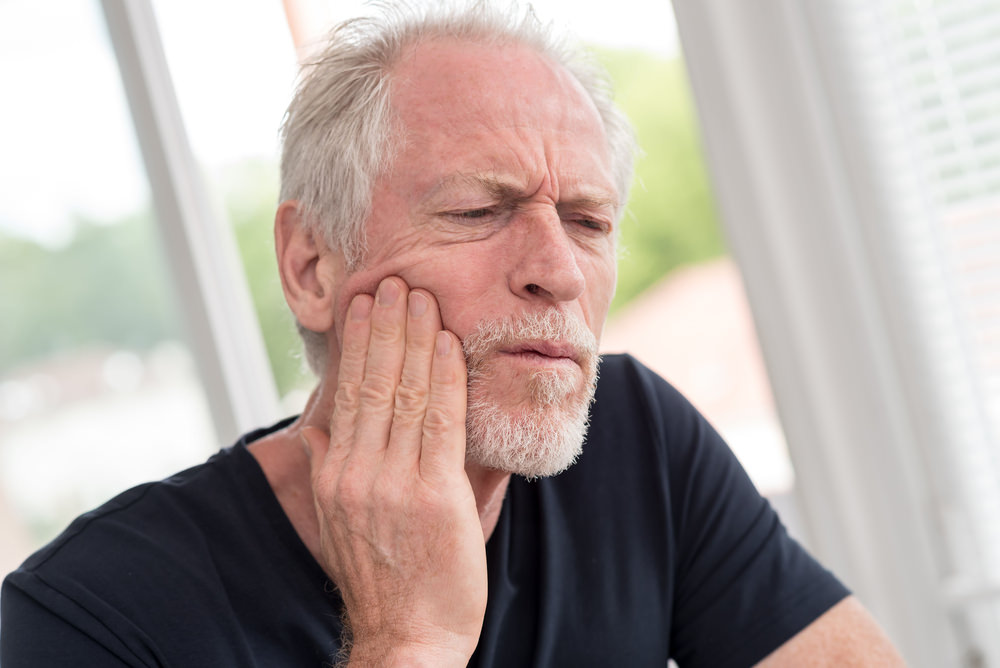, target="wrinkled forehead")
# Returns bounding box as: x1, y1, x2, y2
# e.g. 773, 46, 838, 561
384, 38, 615, 193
